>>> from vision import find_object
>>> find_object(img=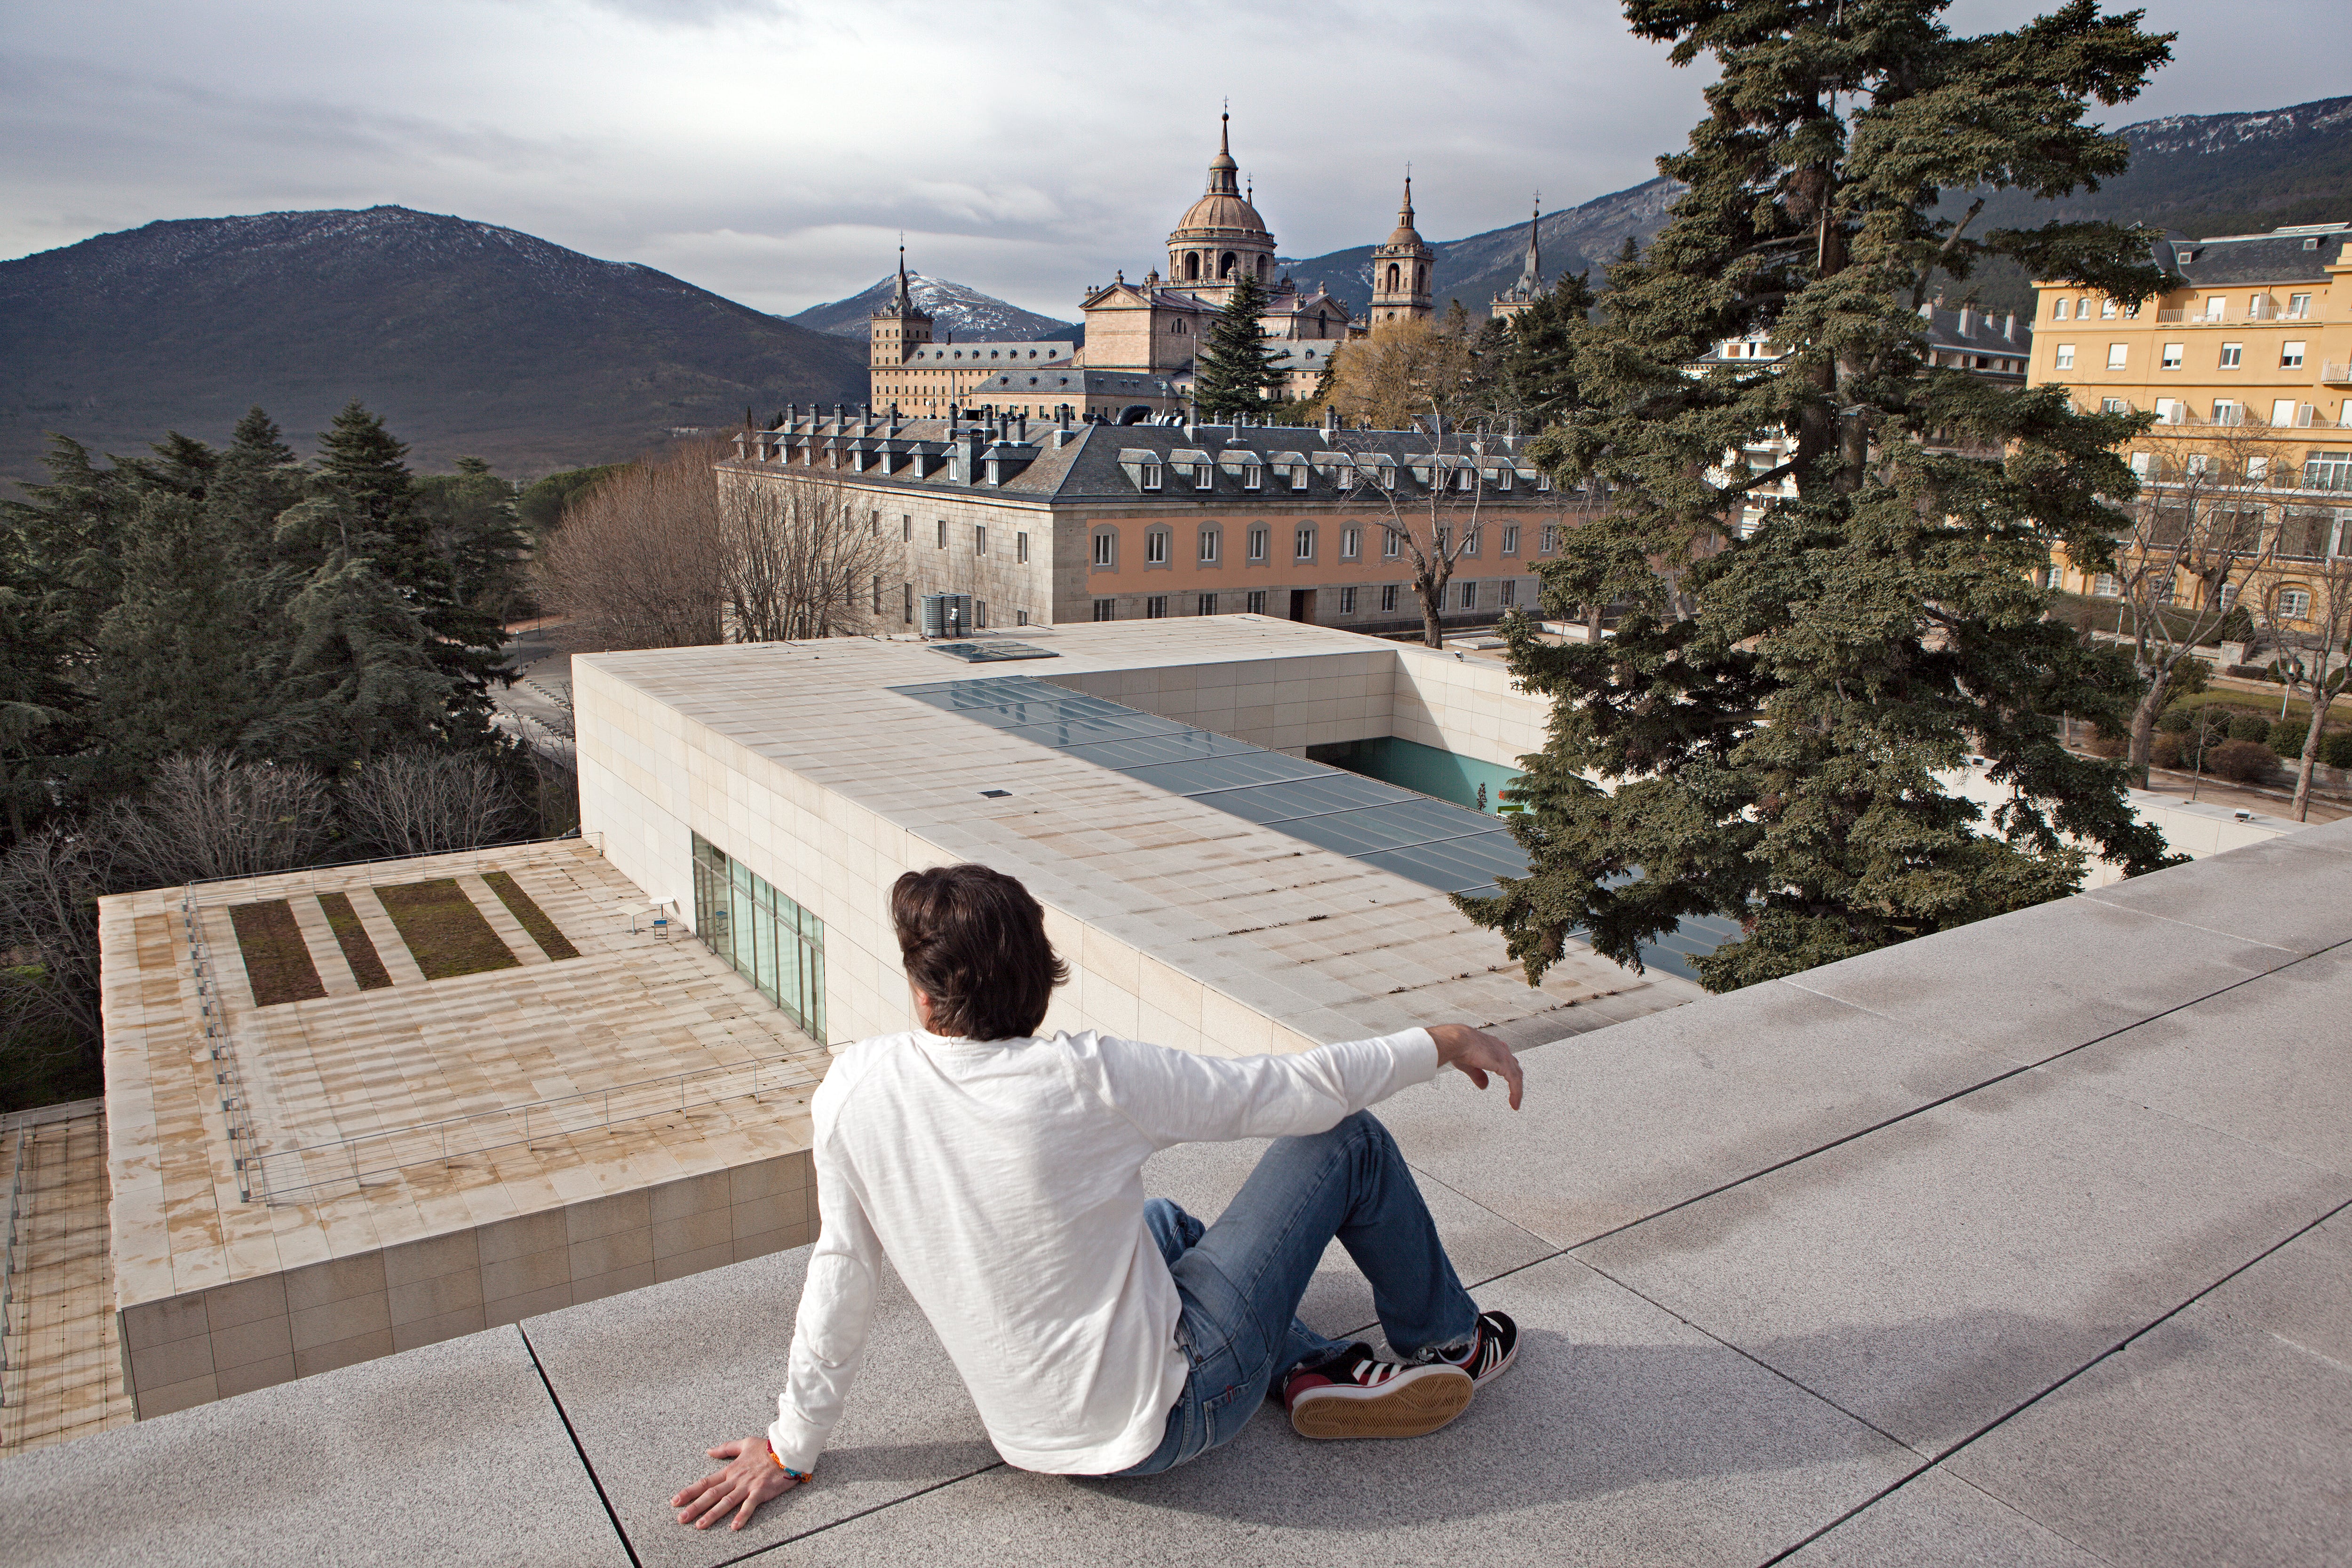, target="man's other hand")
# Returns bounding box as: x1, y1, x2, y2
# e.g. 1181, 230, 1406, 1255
671, 1437, 801, 1531
1428, 1024, 1525, 1110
